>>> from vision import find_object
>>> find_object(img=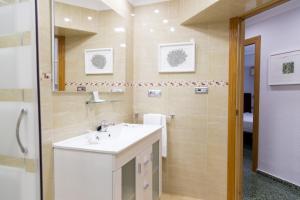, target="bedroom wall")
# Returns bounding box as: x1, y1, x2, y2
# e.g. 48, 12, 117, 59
244, 46, 254, 95
244, 66, 254, 94
244, 45, 255, 112
245, 0, 300, 186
